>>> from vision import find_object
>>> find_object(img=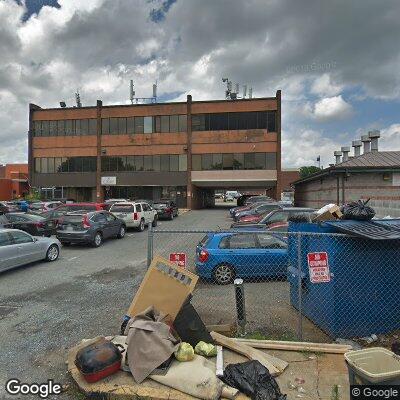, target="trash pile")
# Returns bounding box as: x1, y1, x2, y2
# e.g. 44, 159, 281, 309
70, 255, 292, 399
